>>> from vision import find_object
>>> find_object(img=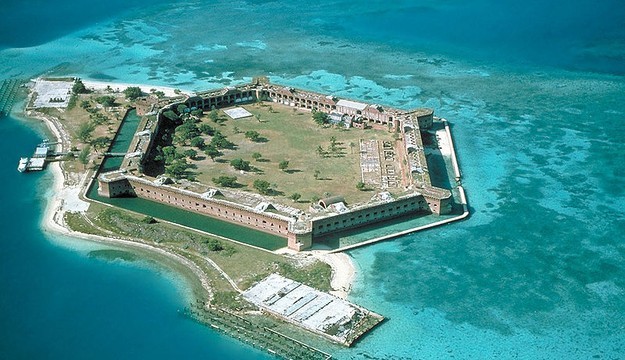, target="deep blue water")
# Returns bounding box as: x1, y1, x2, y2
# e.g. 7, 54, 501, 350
0, 118, 268, 359
1, 1, 624, 359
